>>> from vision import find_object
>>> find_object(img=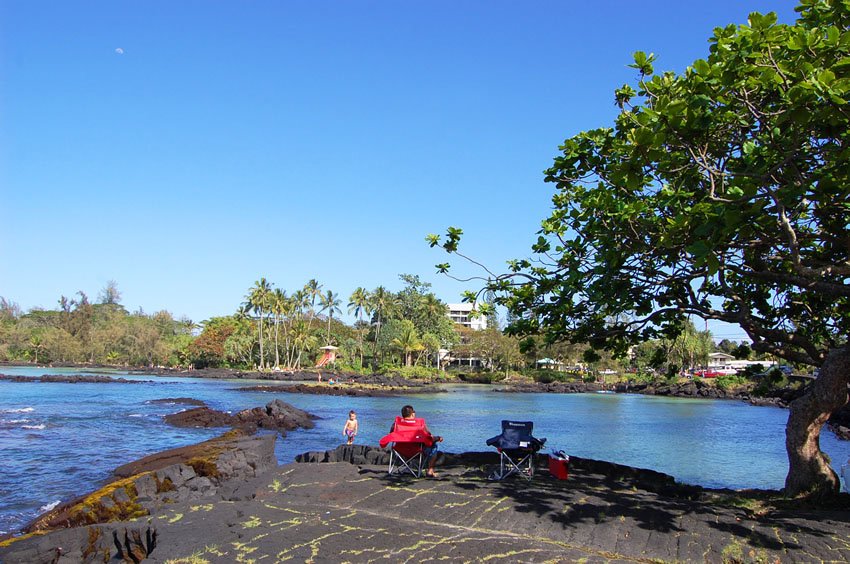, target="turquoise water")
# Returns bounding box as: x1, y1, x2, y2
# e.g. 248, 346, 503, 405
2, 365, 849, 535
